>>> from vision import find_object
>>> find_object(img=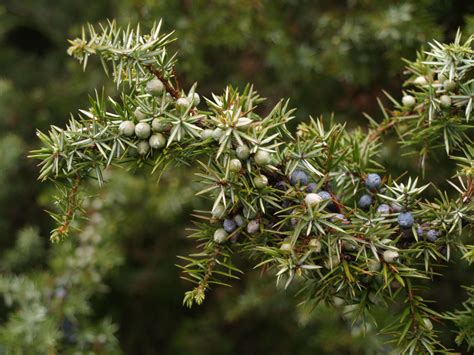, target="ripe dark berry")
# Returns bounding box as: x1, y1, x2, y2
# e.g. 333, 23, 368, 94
397, 212, 414, 229
223, 219, 237, 233
234, 214, 245, 227
290, 170, 309, 186
376, 204, 390, 214
274, 180, 287, 190
358, 194, 373, 210
426, 230, 439, 242
306, 182, 317, 192
365, 173, 382, 190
